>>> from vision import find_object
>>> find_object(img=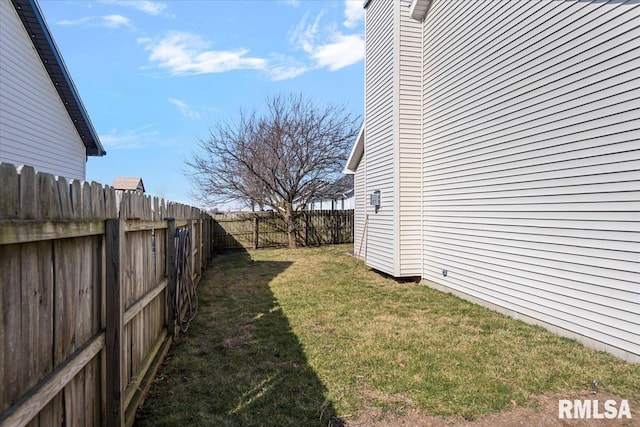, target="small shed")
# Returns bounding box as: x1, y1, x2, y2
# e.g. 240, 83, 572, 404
113, 177, 145, 193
